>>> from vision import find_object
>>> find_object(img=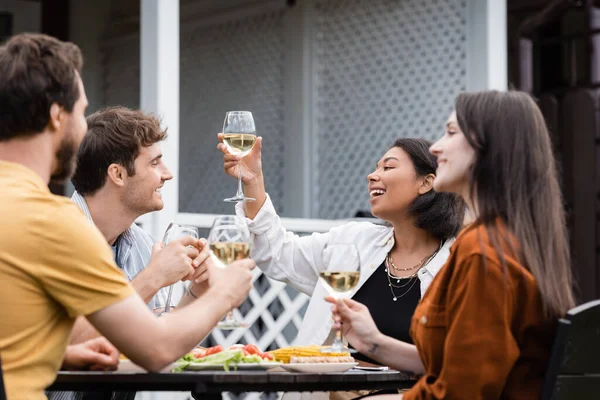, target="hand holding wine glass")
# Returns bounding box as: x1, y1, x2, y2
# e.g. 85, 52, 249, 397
218, 132, 263, 184
324, 296, 382, 356
221, 111, 258, 202
319, 243, 361, 353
